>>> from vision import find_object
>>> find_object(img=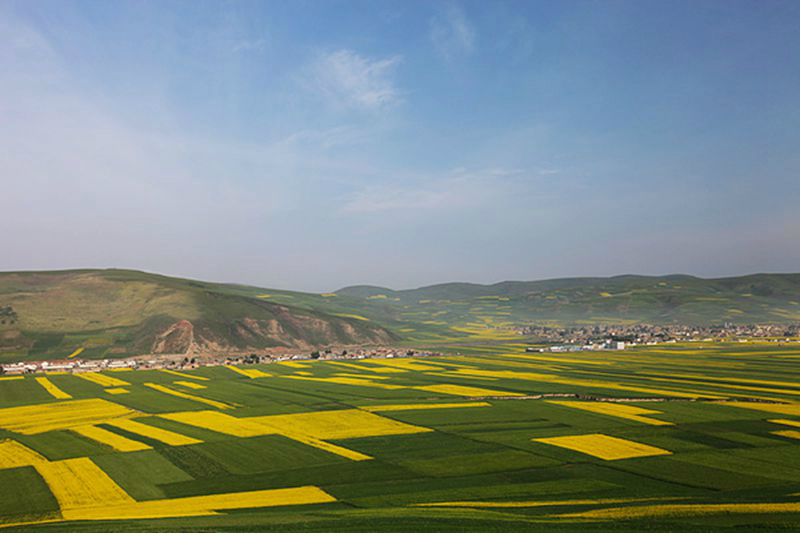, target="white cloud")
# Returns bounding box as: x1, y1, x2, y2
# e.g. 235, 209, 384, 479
430, 2, 475, 61
340, 168, 529, 214
232, 38, 265, 53
306, 49, 402, 111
